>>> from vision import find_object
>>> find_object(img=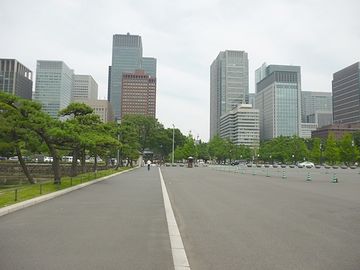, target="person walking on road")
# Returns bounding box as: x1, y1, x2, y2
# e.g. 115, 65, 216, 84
147, 160, 151, 171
